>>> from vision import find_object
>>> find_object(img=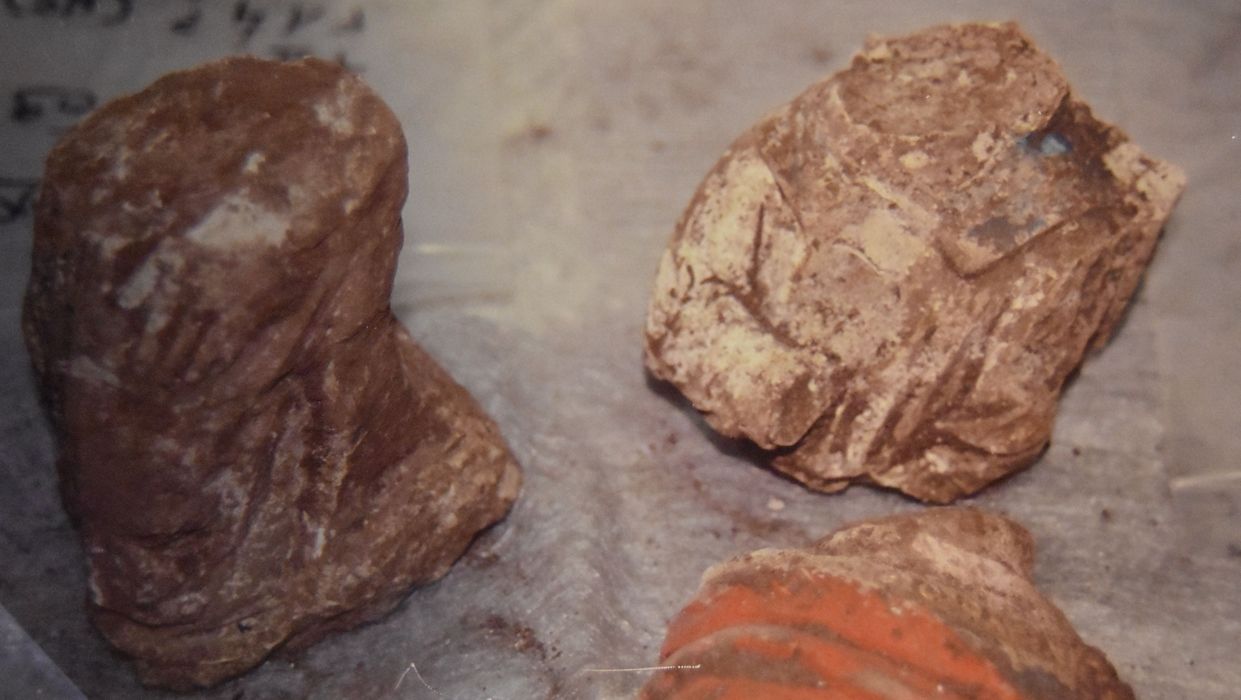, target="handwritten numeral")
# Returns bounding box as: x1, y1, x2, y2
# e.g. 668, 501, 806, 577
170, 3, 201, 35
11, 86, 96, 125
335, 8, 363, 34
0, 177, 39, 226
232, 0, 266, 44
2, 0, 132, 25
285, 3, 323, 35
